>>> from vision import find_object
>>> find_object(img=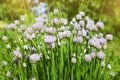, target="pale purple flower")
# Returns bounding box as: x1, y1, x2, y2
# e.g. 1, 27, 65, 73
90, 51, 96, 59
35, 16, 45, 23
73, 36, 83, 43
81, 29, 87, 37
9, 23, 17, 29
33, 22, 44, 31
63, 30, 71, 38
76, 11, 85, 20
99, 38, 107, 45
58, 32, 64, 39
60, 18, 68, 25
88, 37, 103, 49
106, 34, 113, 40
97, 51, 105, 60
20, 25, 26, 31
95, 22, 104, 29
44, 35, 56, 44
86, 19, 94, 30
73, 23, 80, 30
76, 14, 82, 20
80, 11, 85, 17
84, 54, 92, 62
52, 18, 59, 25
45, 27, 56, 34
26, 27, 34, 34
59, 26, 66, 31
13, 49, 22, 59
29, 54, 40, 63
25, 33, 33, 40
79, 20, 85, 27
